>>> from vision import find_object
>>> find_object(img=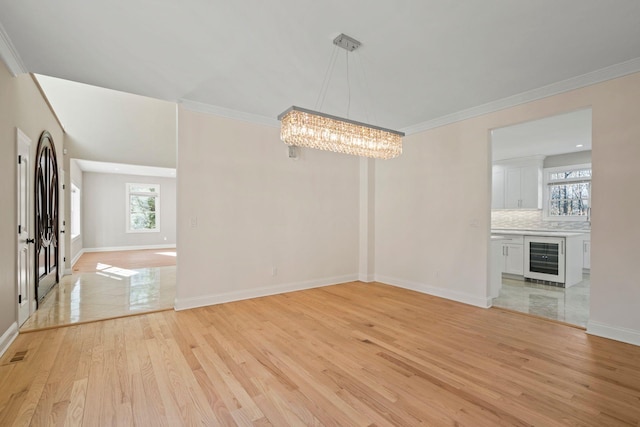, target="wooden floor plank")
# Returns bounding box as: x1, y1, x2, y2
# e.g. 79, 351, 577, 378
73, 249, 176, 272
2, 281, 640, 426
